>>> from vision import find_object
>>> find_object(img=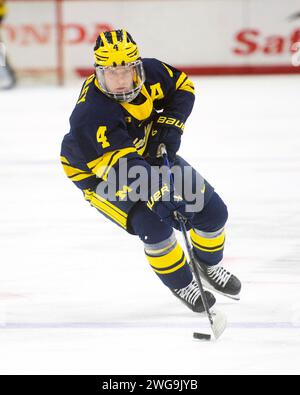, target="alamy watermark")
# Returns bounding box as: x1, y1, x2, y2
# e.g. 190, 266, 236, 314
0, 42, 7, 67
95, 159, 206, 213
291, 42, 300, 67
